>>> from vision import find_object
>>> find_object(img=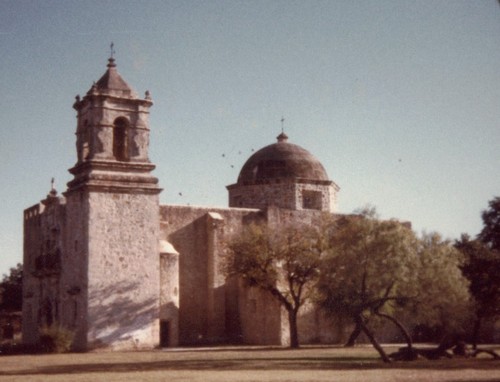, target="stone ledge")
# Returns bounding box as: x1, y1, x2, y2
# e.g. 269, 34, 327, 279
69, 160, 156, 175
